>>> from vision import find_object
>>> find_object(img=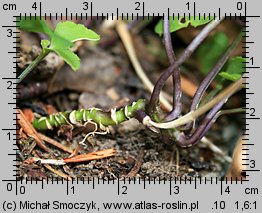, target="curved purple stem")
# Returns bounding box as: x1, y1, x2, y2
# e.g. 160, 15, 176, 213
198, 112, 220, 140
147, 18, 224, 116
163, 16, 176, 64
163, 15, 182, 121
175, 99, 226, 147
190, 32, 242, 112
183, 31, 242, 130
